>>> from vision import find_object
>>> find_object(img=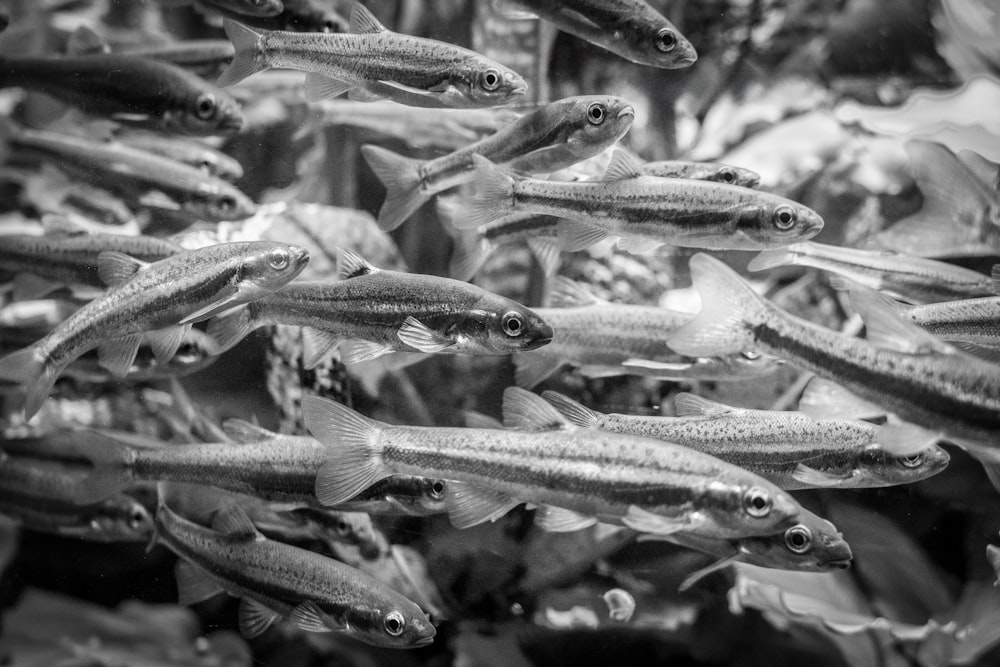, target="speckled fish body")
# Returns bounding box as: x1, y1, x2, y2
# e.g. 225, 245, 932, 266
116, 40, 237, 78
329, 476, 447, 516
0, 490, 152, 542
641, 160, 760, 188
154, 502, 436, 647
362, 95, 634, 230
0, 54, 243, 135
748, 242, 994, 304
116, 130, 244, 181
457, 151, 824, 252
217, 5, 526, 108
302, 390, 804, 540
669, 253, 1000, 446
207, 249, 552, 364
498, 0, 697, 69
541, 392, 950, 490
3, 126, 256, 221
0, 241, 309, 419
902, 297, 1000, 351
